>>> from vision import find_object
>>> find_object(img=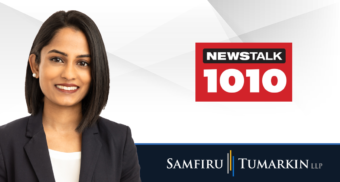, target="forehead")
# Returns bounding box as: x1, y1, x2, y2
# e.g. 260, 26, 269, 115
42, 27, 90, 55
